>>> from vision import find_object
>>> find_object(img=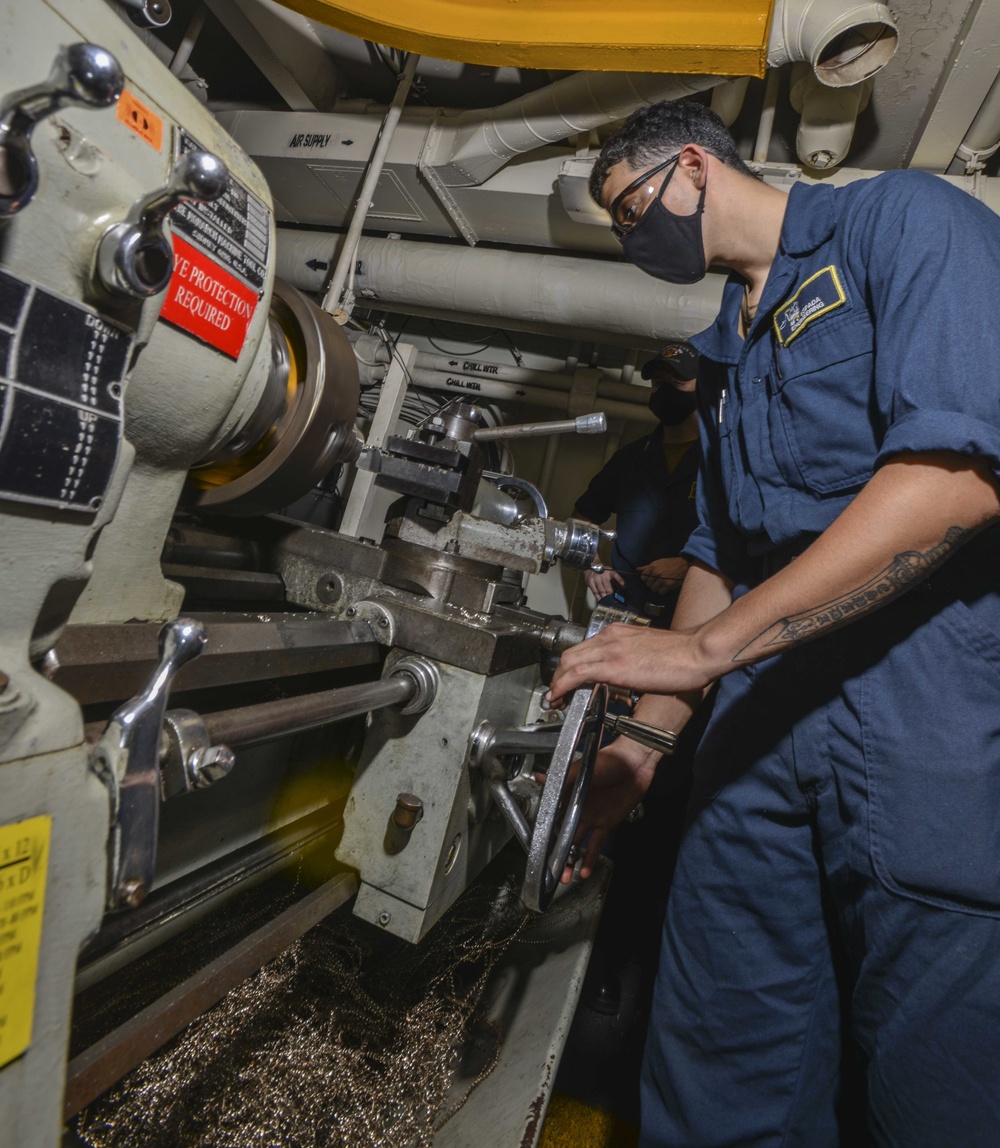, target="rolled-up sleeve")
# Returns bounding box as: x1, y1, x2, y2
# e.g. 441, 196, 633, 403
860, 173, 1000, 479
